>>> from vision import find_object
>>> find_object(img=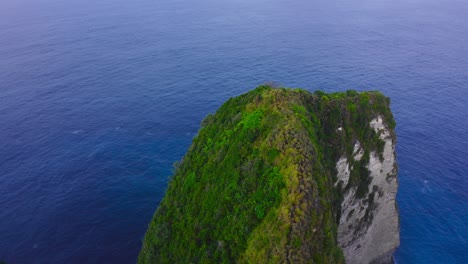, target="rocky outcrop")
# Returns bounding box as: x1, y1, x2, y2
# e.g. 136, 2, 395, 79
336, 116, 399, 264
139, 86, 399, 263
